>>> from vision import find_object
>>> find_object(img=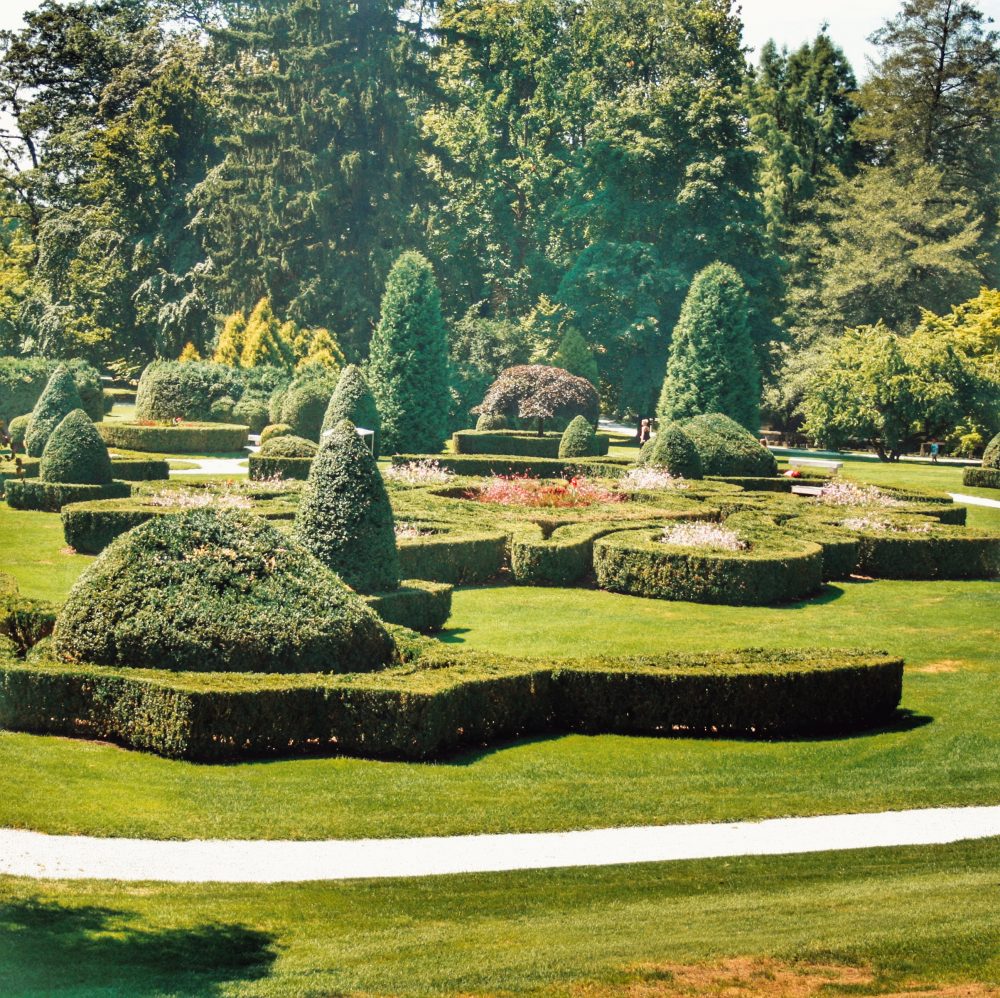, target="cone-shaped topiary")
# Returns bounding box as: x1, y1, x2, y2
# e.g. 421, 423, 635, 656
40, 409, 114, 484
638, 422, 703, 478
552, 327, 600, 390
294, 419, 400, 593
322, 365, 381, 458
558, 415, 599, 458
53, 508, 395, 674
681, 412, 777, 476
657, 262, 760, 432
368, 251, 449, 454
259, 434, 318, 457
983, 431, 1000, 469
25, 364, 85, 457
